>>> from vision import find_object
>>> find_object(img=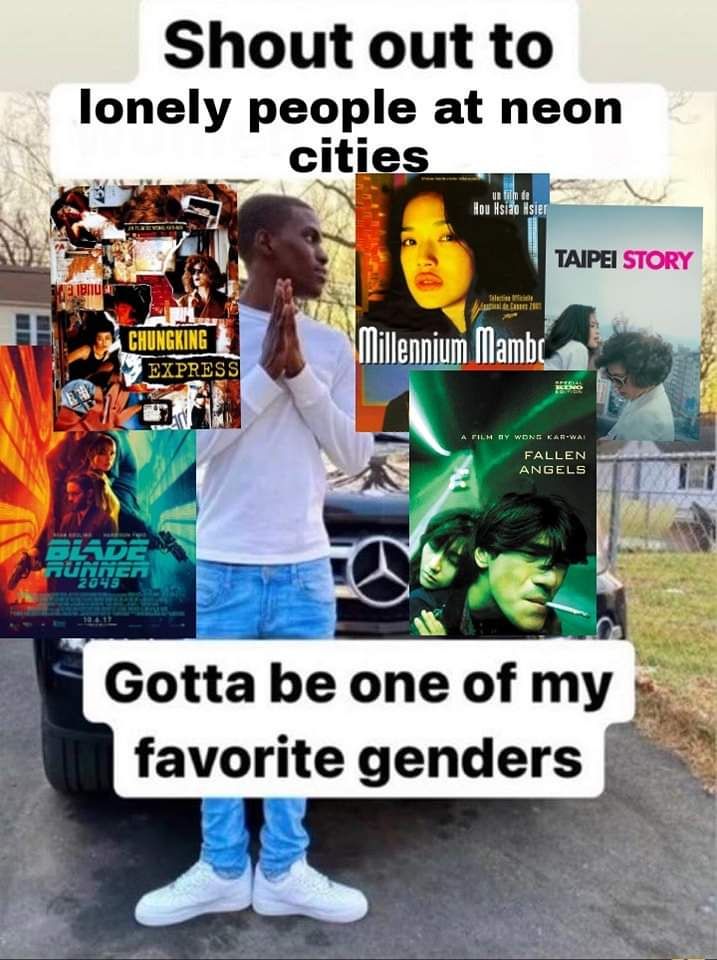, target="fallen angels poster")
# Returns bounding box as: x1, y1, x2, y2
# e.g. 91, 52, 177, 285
0, 347, 196, 638
355, 172, 549, 431
50, 182, 240, 430
409, 370, 597, 638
